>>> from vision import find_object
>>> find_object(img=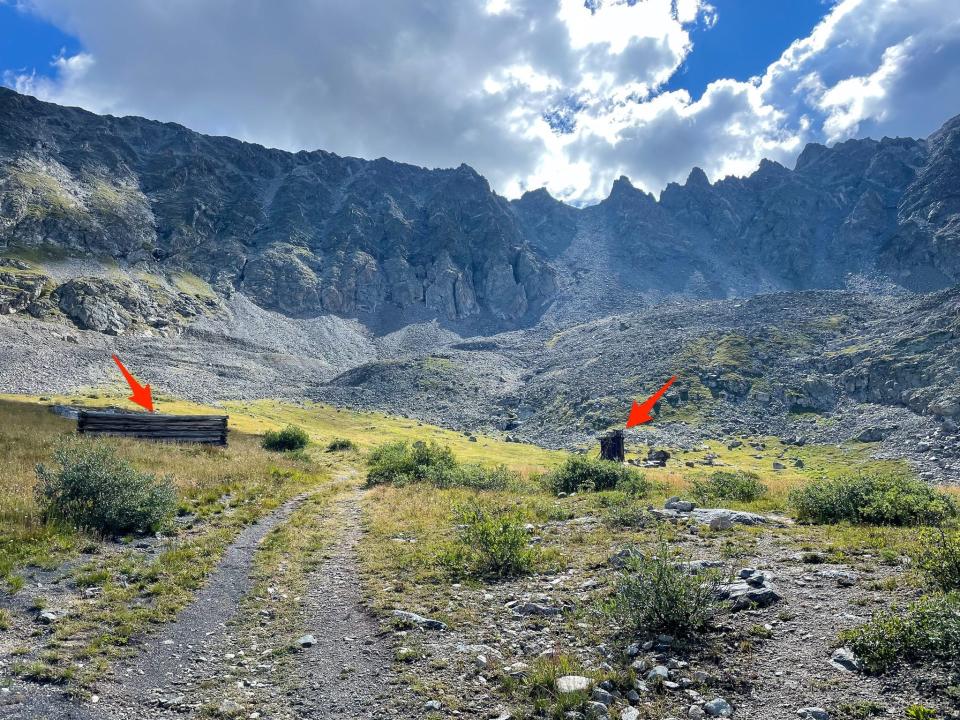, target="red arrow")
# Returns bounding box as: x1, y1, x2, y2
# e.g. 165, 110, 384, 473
626, 376, 676, 427
112, 355, 154, 412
